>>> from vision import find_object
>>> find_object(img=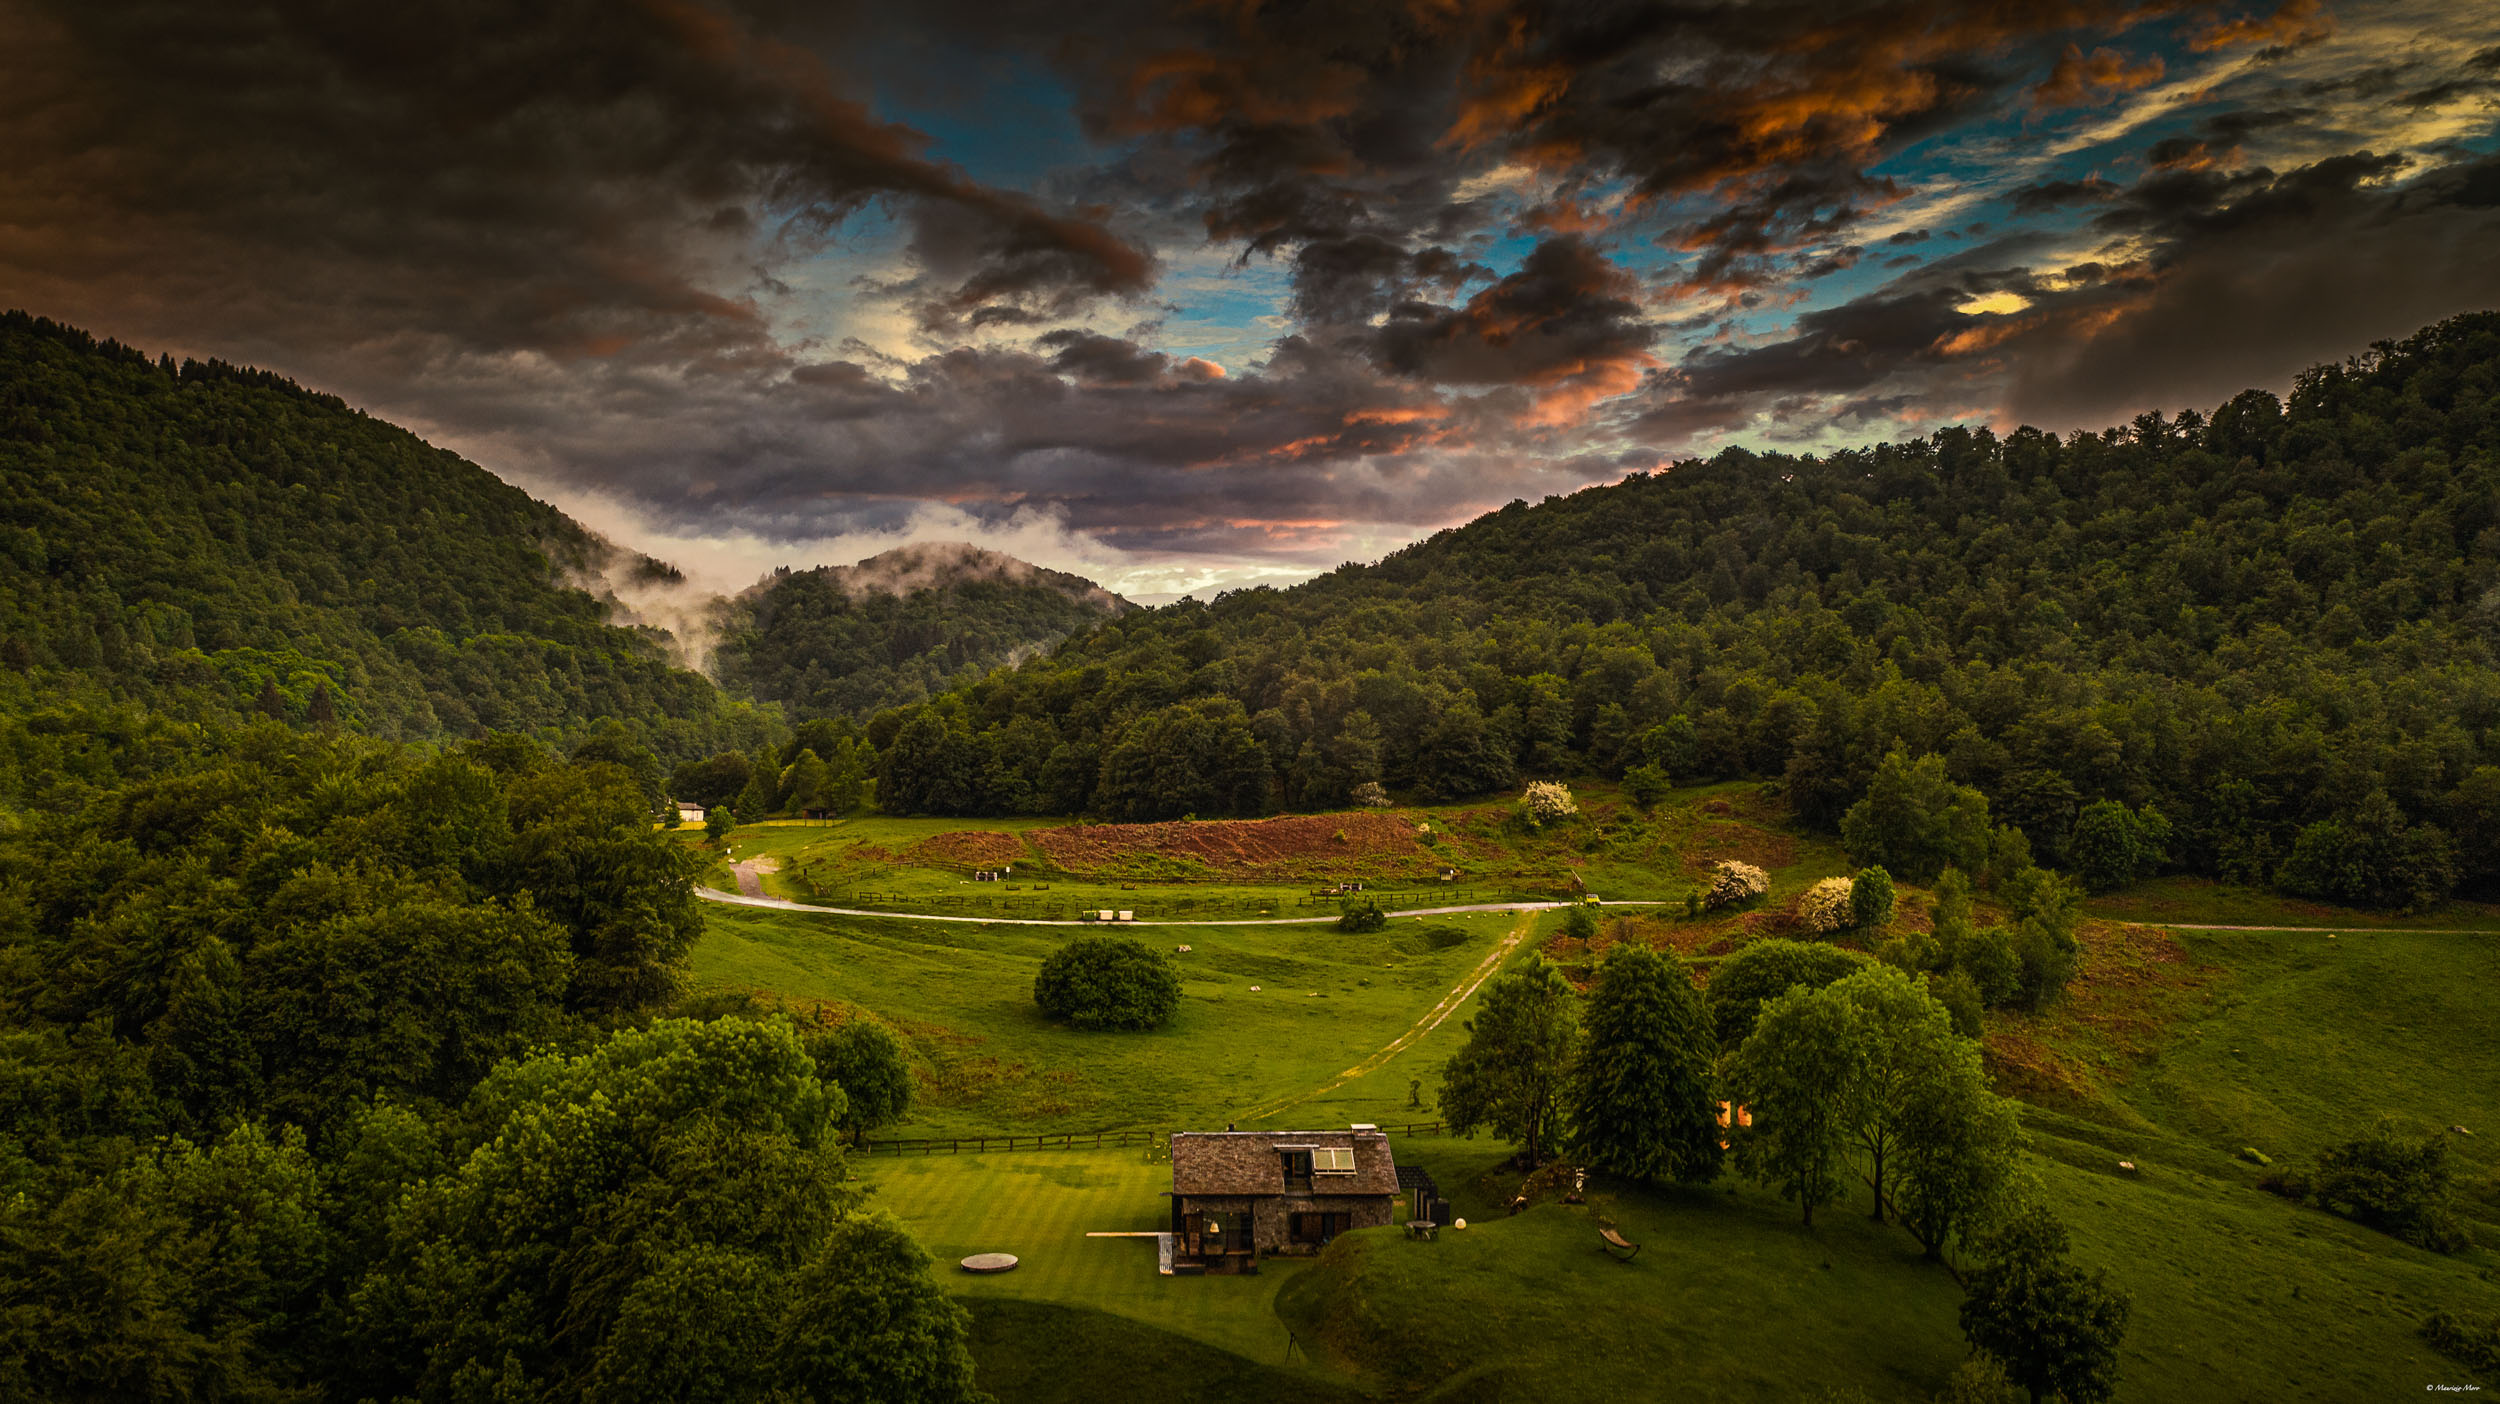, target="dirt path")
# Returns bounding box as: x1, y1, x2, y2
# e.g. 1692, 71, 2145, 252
1234, 909, 1540, 1127
726, 856, 778, 899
